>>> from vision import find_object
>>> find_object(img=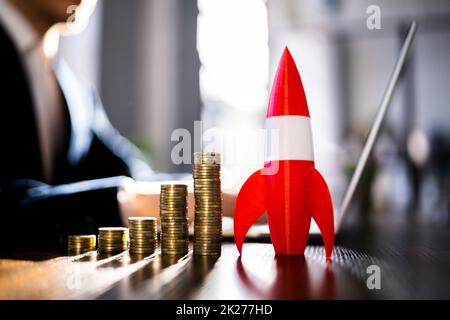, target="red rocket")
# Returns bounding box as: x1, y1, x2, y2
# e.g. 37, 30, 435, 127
234, 47, 335, 260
